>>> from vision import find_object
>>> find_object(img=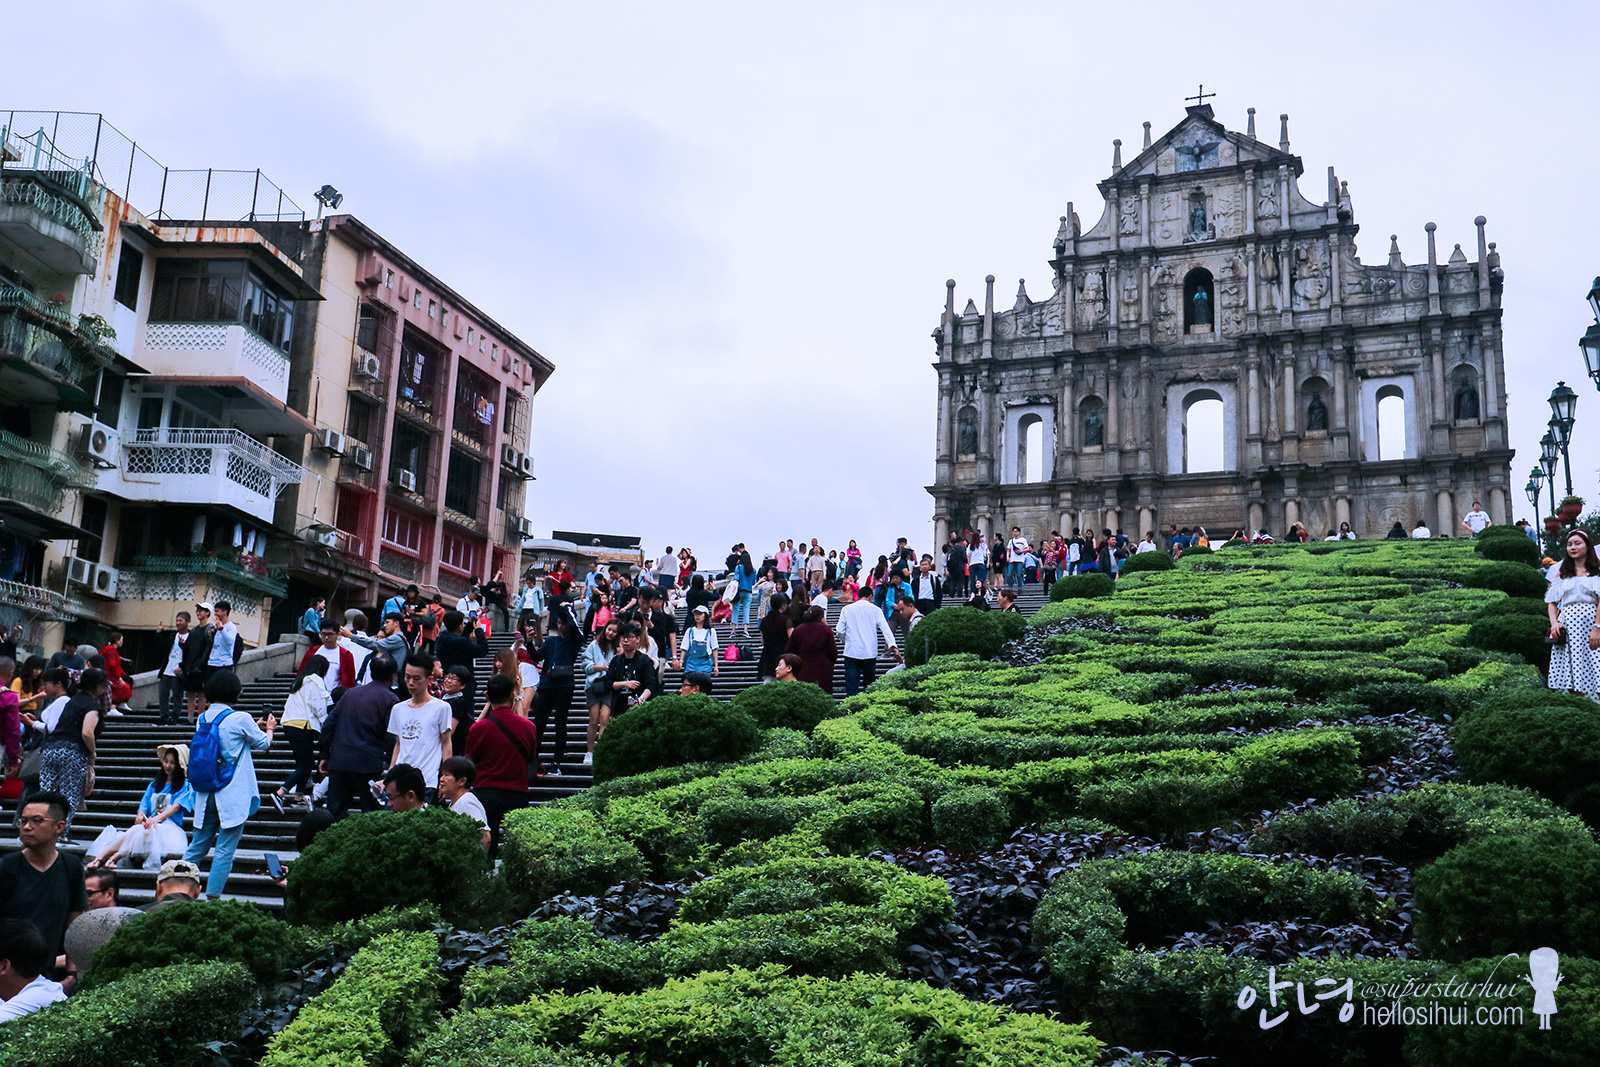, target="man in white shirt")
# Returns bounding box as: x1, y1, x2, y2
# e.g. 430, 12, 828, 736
836, 589, 898, 697
655, 547, 676, 590
205, 601, 240, 677
1461, 502, 1492, 537
1005, 527, 1030, 589
157, 611, 191, 725
810, 584, 831, 613
387, 654, 453, 800
1411, 521, 1433, 539
1136, 534, 1160, 554
437, 755, 490, 851
0, 920, 65, 1021
910, 557, 942, 615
